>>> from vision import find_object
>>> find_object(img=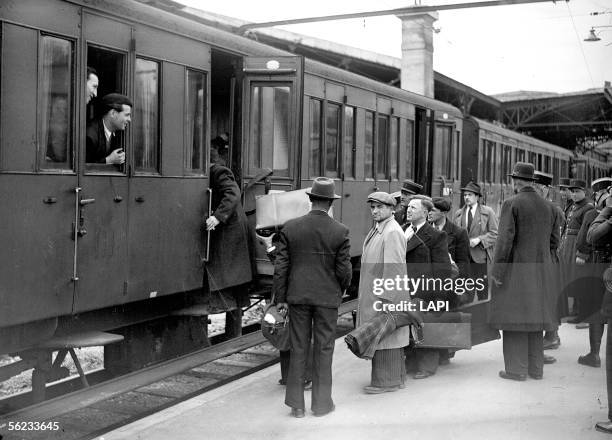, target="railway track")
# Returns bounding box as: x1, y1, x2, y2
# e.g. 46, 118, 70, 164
0, 300, 356, 440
